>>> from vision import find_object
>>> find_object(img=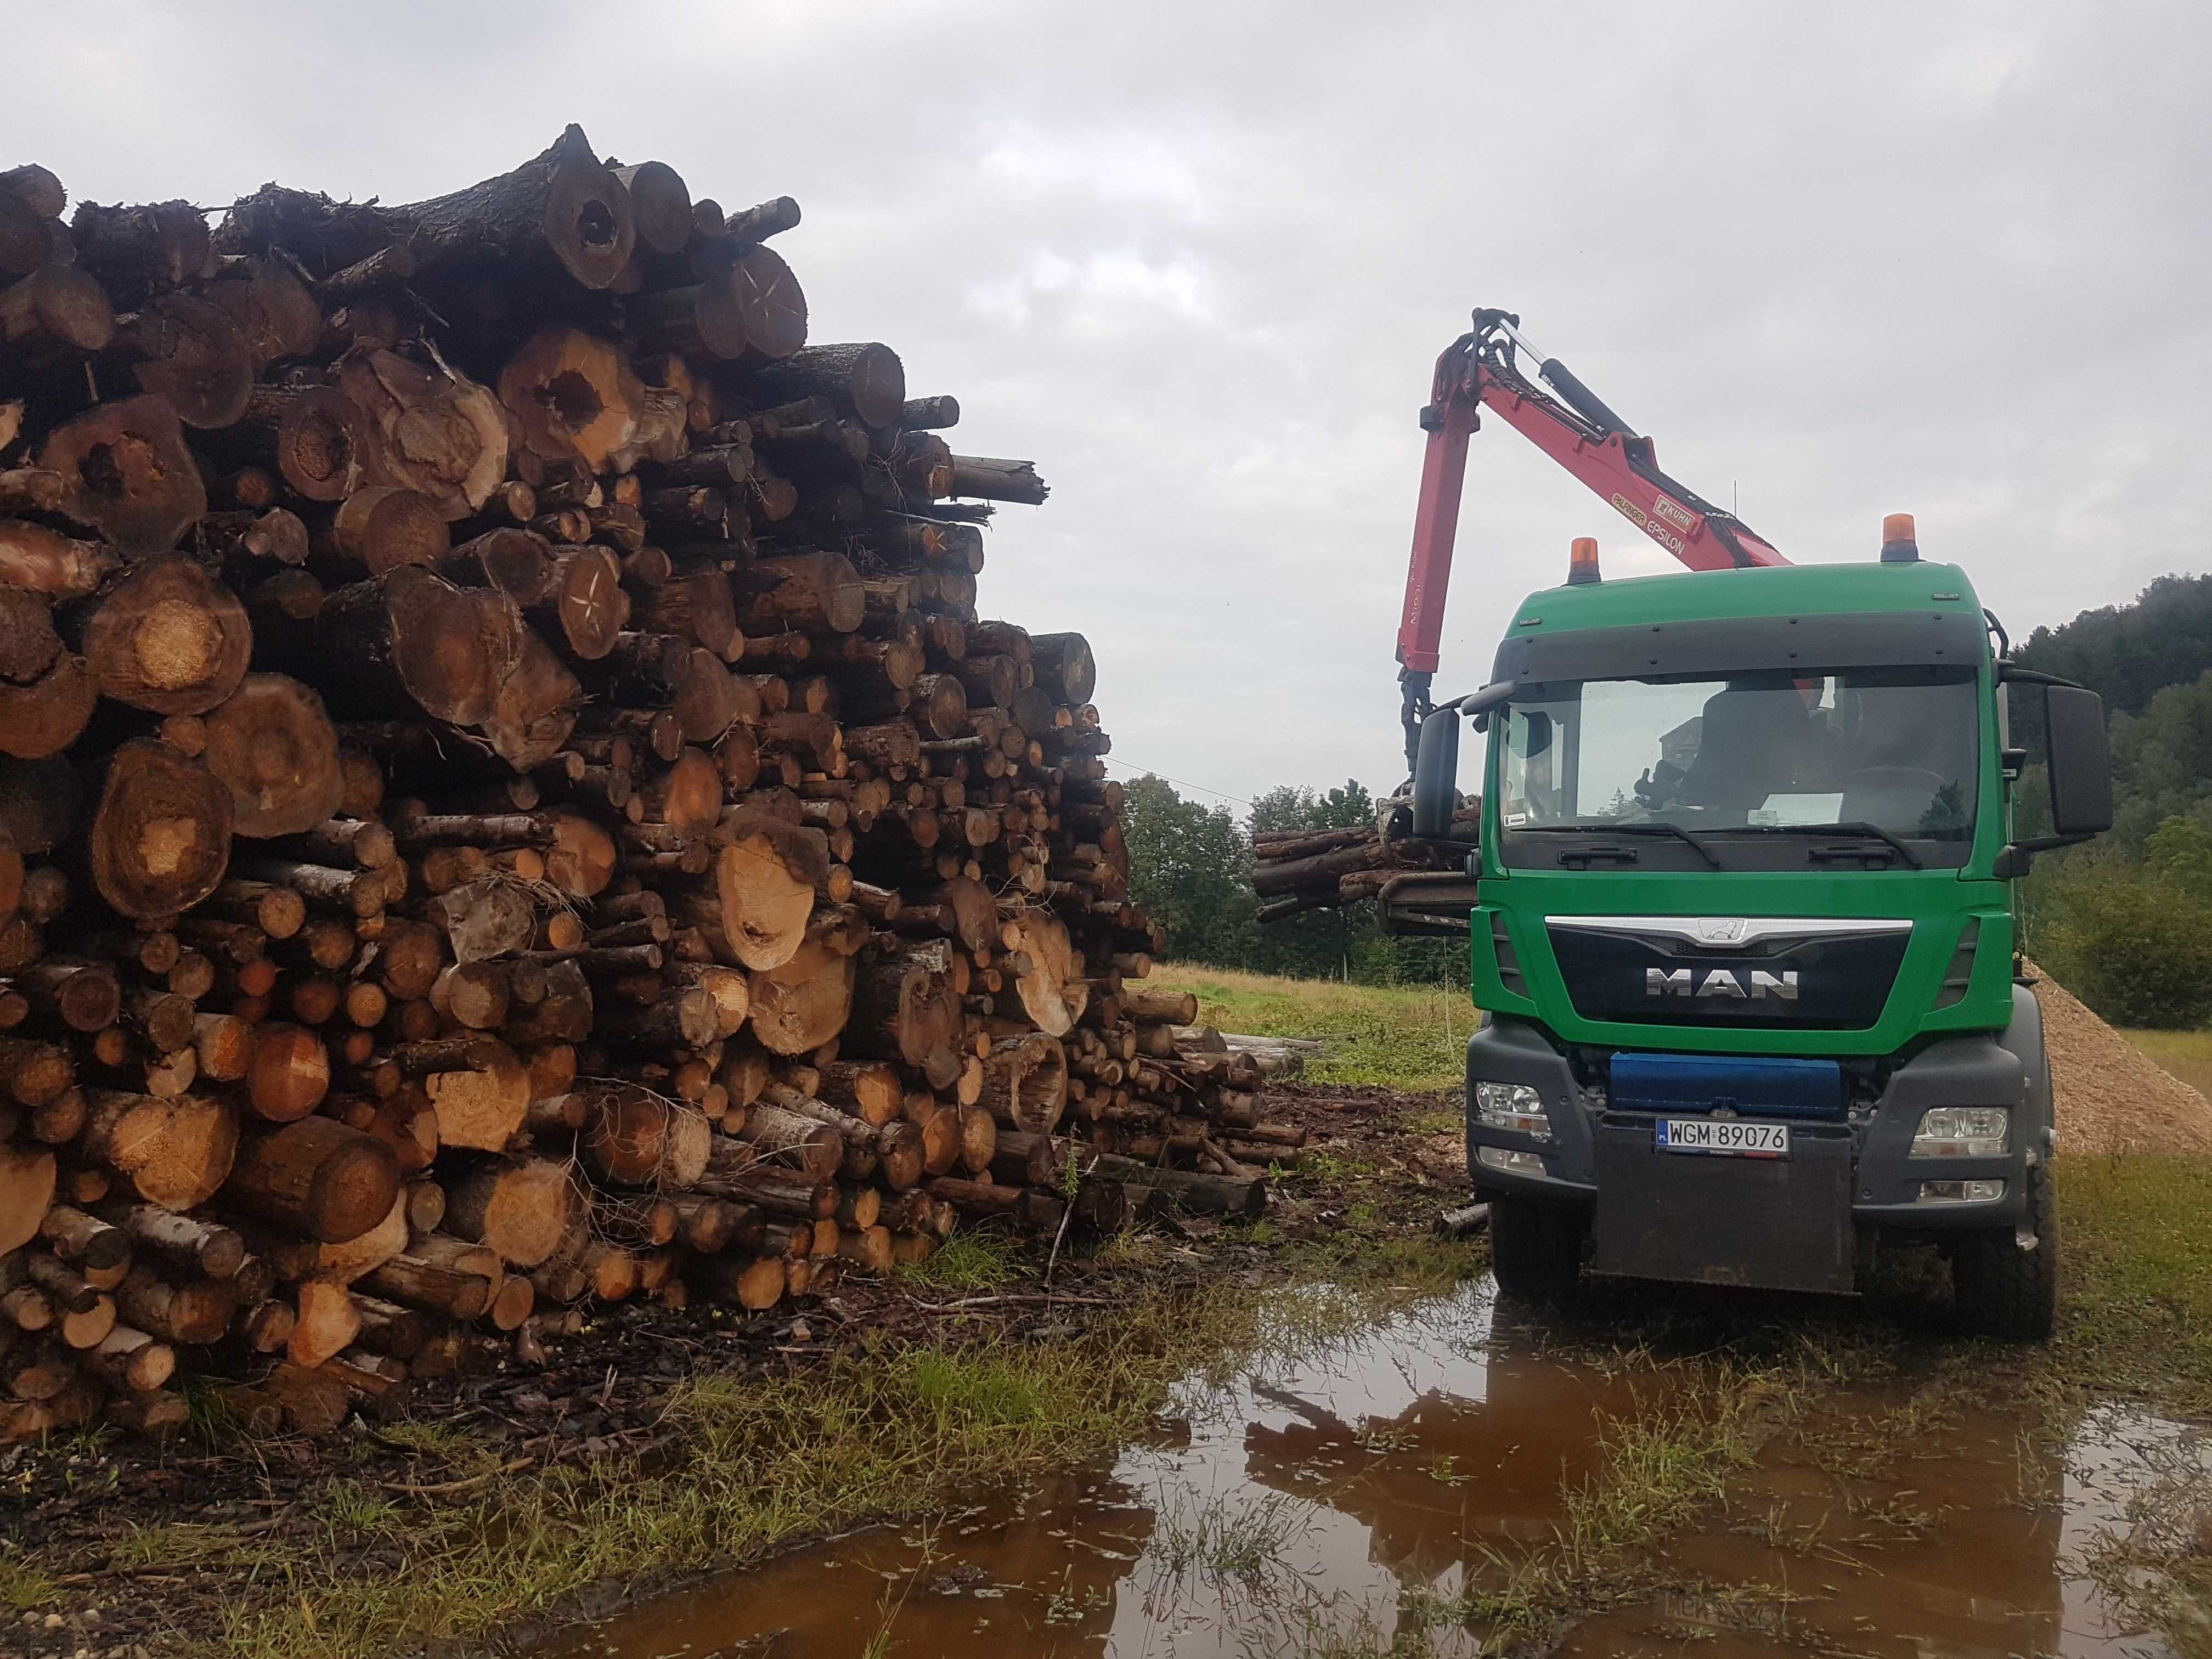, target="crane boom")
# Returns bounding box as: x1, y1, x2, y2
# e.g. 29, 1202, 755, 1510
1395, 310, 1789, 768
